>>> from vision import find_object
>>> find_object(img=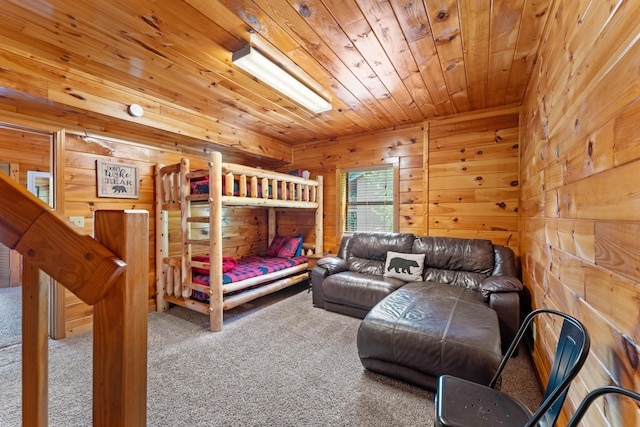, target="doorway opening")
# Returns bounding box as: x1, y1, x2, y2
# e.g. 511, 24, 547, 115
0, 162, 11, 288
0, 120, 64, 338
